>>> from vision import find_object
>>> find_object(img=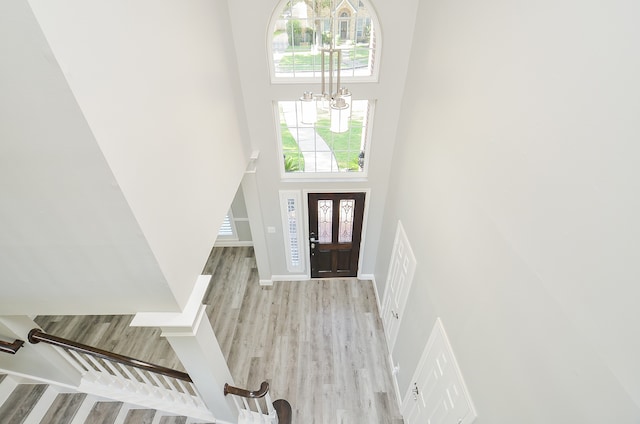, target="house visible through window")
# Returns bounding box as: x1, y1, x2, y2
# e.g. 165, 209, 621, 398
270, 0, 378, 79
